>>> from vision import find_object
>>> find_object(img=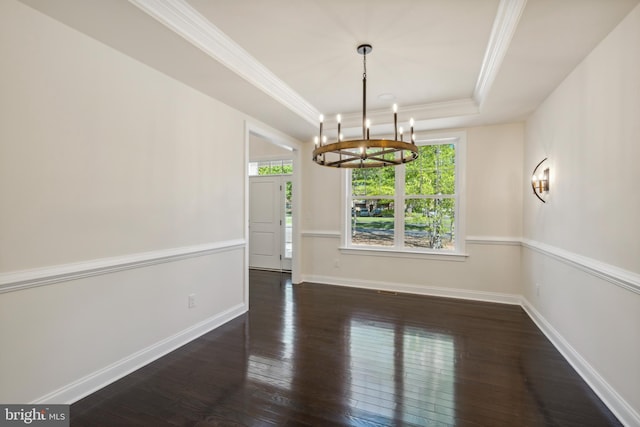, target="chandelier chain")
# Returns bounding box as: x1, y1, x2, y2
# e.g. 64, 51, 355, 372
363, 49, 367, 80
